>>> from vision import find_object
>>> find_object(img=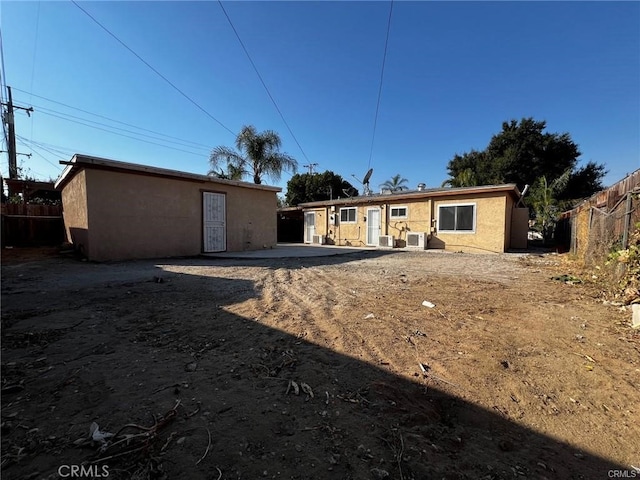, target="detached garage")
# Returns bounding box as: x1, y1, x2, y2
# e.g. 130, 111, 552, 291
55, 154, 281, 261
